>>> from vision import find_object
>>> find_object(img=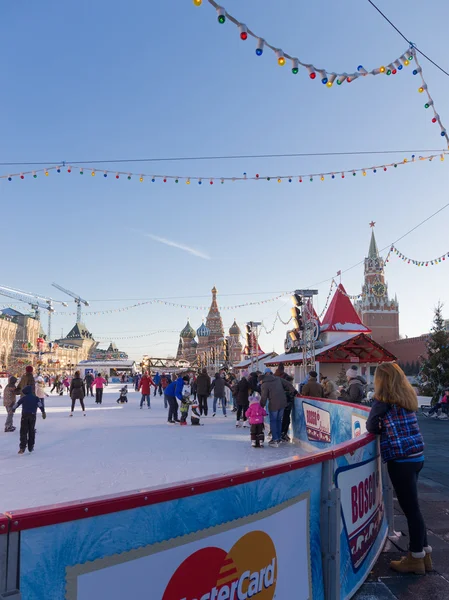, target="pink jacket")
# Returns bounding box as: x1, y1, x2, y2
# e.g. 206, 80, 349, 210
94, 377, 106, 389
245, 402, 267, 425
